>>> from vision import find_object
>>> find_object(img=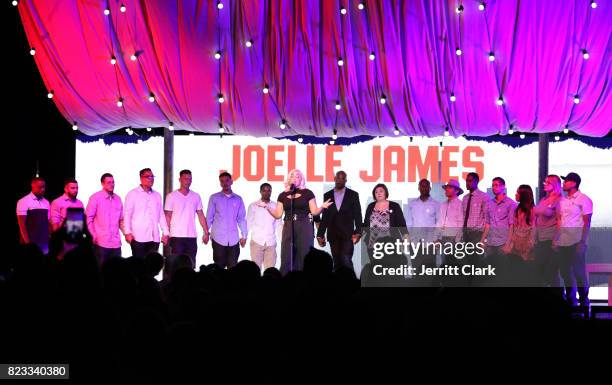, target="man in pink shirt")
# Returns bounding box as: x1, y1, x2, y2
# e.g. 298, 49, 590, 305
86, 173, 125, 267
124, 168, 169, 258
50, 178, 84, 232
